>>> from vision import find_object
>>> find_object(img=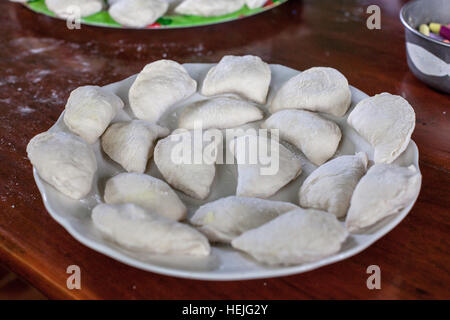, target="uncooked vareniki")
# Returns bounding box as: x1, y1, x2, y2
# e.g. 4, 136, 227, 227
104, 173, 187, 221
347, 93, 416, 164
92, 203, 210, 256
202, 55, 271, 104
109, 0, 168, 28
299, 152, 368, 218
270, 67, 352, 117
346, 164, 421, 233
191, 196, 298, 243
232, 209, 348, 265
262, 109, 342, 165
230, 135, 302, 198
175, 0, 244, 17
45, 0, 104, 18
27, 132, 97, 199
63, 86, 124, 144
178, 97, 263, 130
245, 0, 267, 9
154, 129, 222, 199
129, 60, 197, 123
101, 120, 169, 173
